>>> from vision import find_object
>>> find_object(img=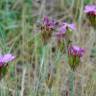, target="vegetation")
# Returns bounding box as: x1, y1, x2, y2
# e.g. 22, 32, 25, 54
0, 0, 96, 96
